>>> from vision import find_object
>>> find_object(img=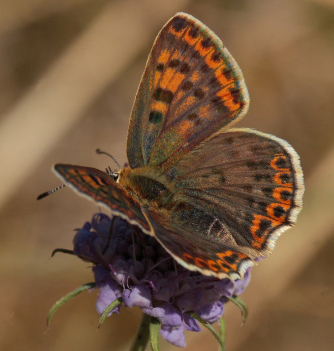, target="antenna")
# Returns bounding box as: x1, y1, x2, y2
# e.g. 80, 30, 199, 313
96, 148, 121, 169
37, 184, 67, 200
